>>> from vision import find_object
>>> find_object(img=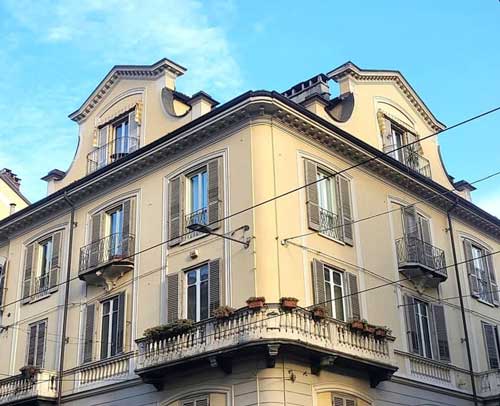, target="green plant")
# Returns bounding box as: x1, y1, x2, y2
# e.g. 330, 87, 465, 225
246, 296, 266, 309
144, 319, 194, 340
213, 305, 236, 319
311, 305, 327, 320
